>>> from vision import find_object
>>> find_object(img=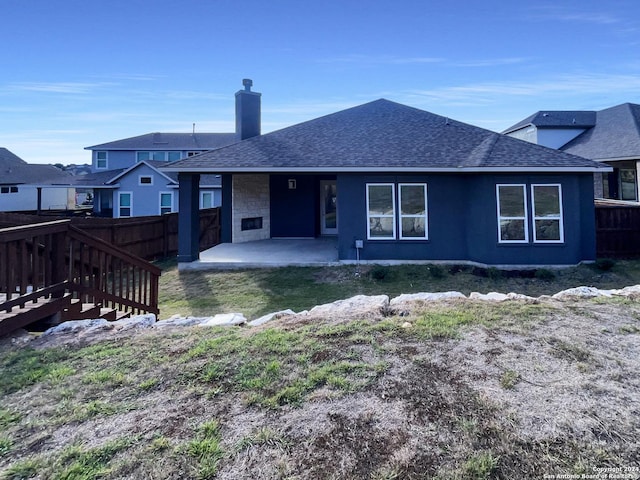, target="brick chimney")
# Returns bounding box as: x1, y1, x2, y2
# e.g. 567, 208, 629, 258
235, 79, 261, 140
